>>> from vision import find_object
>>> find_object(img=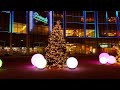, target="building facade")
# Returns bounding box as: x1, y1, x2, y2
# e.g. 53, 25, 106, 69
0, 11, 120, 55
